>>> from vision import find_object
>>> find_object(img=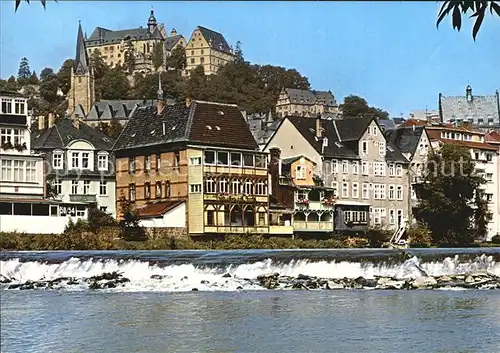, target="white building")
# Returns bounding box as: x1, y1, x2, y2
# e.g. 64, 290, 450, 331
31, 116, 117, 217
0, 90, 87, 233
